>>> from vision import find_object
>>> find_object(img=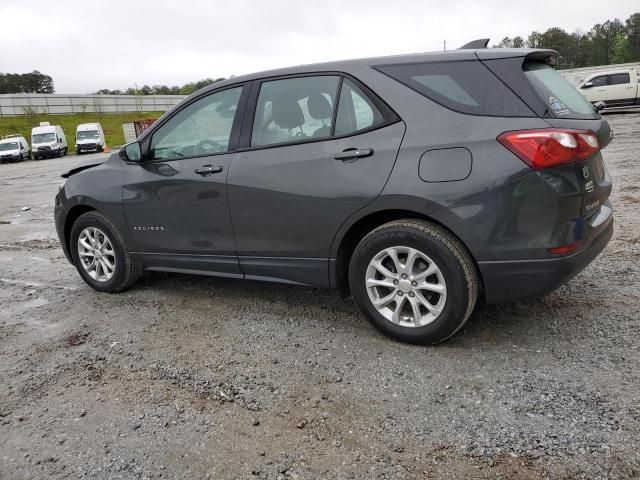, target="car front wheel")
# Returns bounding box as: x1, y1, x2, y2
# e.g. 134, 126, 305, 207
70, 212, 139, 292
349, 220, 478, 345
